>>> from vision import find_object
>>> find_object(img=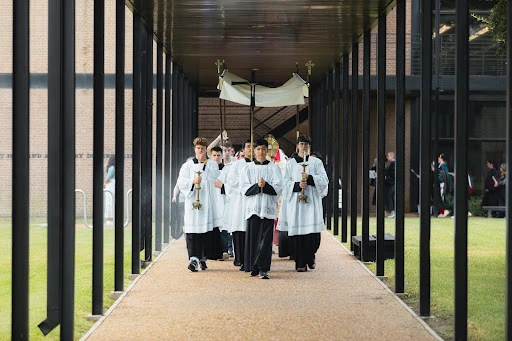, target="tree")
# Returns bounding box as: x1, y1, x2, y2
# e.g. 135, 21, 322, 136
487, 0, 507, 52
